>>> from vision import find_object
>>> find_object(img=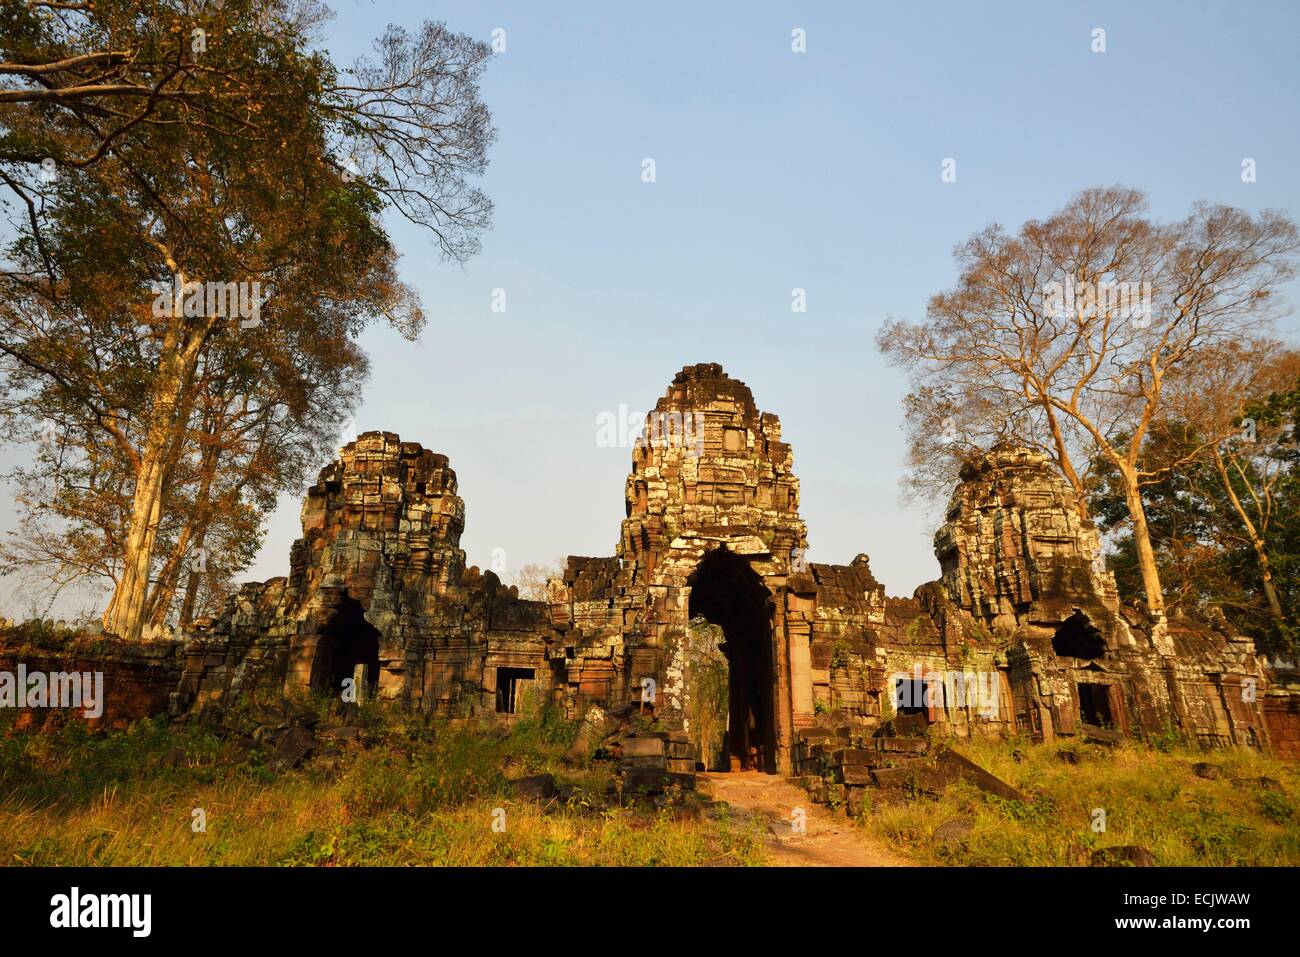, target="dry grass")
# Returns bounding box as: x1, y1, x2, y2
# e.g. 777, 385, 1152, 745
0, 703, 768, 866
854, 735, 1300, 866
6, 706, 1294, 866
